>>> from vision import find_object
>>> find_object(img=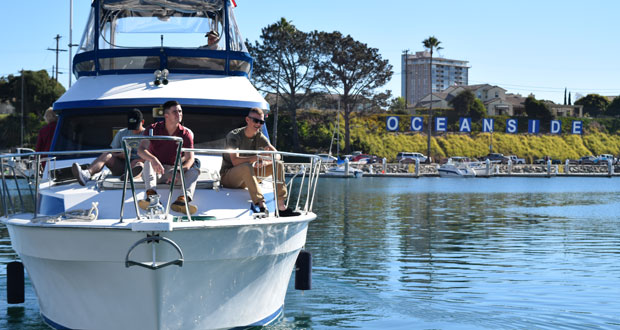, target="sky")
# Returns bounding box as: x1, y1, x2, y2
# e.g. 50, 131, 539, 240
1, 0, 619, 104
